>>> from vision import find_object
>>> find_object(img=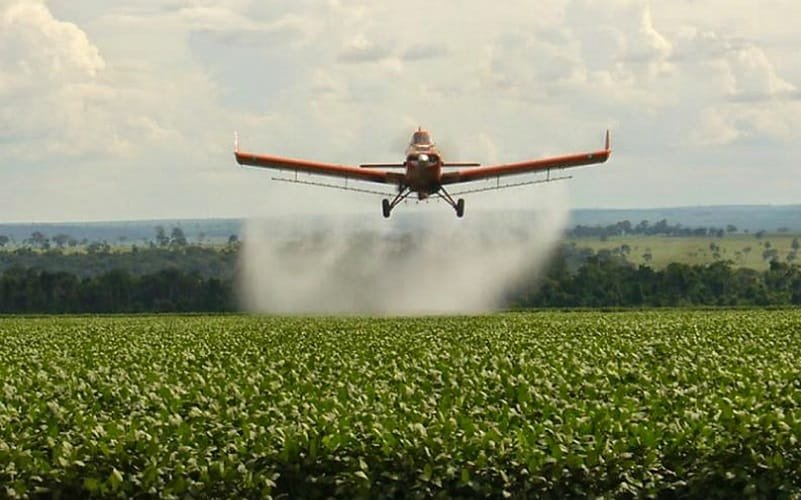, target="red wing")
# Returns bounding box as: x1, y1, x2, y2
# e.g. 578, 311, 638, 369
441, 131, 611, 185
235, 146, 402, 185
